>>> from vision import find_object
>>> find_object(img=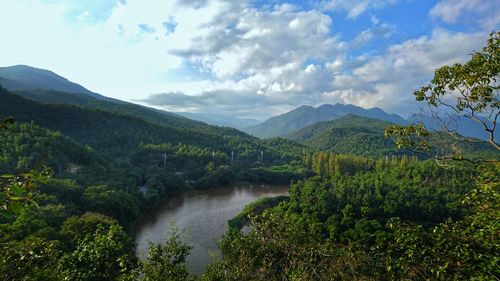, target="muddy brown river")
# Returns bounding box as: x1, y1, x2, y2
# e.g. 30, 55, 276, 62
135, 185, 289, 275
